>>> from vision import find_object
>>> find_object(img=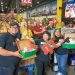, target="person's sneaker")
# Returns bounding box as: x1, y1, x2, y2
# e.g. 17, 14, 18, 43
56, 72, 62, 75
